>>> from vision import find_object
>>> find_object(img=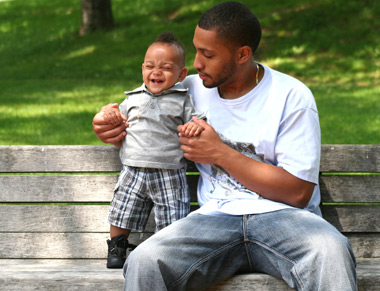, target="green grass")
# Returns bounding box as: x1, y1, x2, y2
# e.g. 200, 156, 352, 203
0, 0, 379, 145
